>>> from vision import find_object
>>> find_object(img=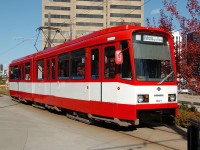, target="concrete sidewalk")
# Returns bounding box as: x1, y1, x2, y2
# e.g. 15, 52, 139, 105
178, 94, 200, 103
178, 94, 200, 111
178, 94, 200, 105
